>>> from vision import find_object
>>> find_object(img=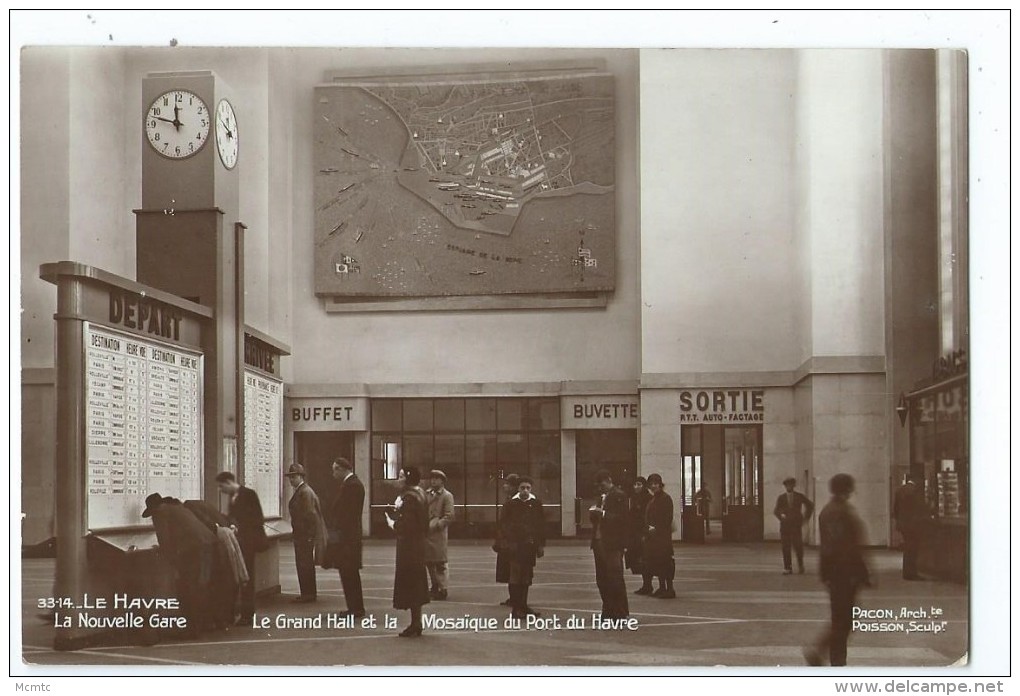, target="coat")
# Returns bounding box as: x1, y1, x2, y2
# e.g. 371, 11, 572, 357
150, 501, 217, 568
324, 473, 365, 570
643, 490, 674, 575
229, 486, 269, 554
501, 494, 546, 568
818, 497, 870, 588
773, 490, 815, 531
893, 483, 929, 536
590, 486, 629, 553
392, 486, 431, 610
424, 487, 455, 563
289, 482, 327, 565
625, 488, 651, 572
